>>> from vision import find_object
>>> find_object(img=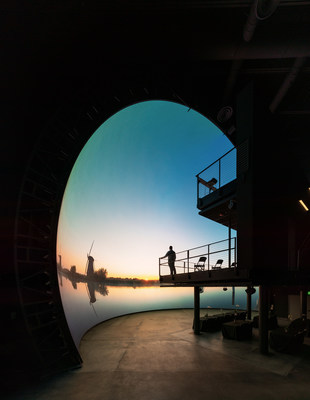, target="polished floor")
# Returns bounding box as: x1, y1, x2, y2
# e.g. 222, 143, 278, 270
5, 309, 310, 400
